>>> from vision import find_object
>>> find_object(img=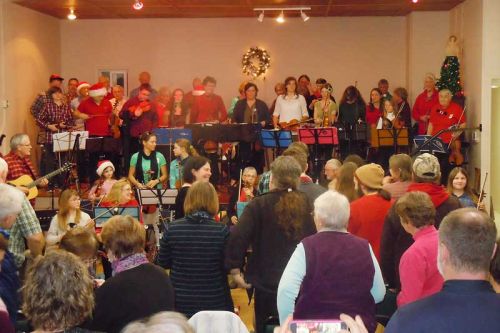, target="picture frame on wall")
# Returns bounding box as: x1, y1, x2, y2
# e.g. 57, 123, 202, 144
97, 69, 128, 96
